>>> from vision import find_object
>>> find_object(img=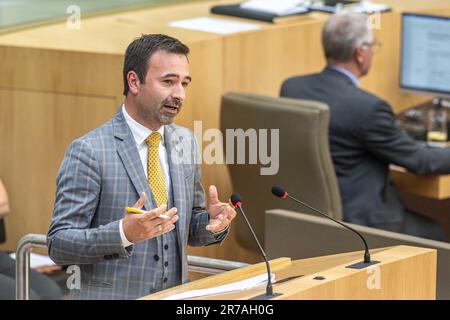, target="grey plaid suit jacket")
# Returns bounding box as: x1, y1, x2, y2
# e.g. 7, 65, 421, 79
48, 110, 228, 300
